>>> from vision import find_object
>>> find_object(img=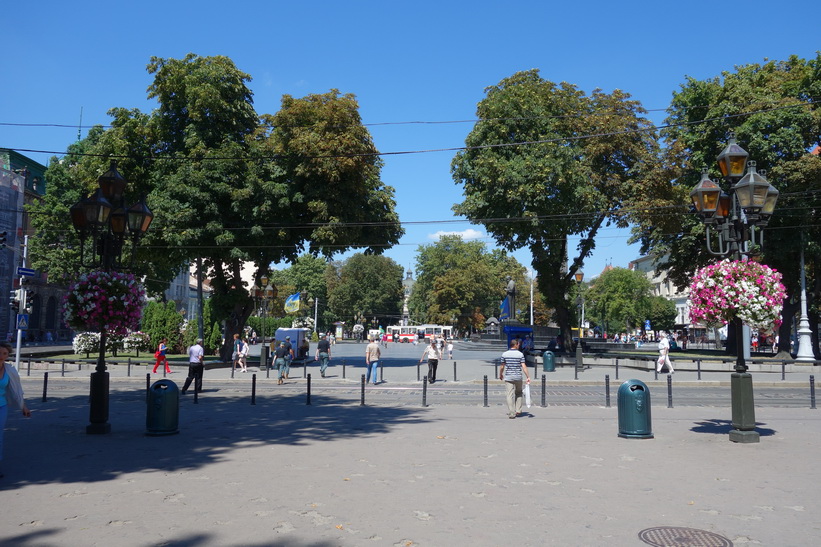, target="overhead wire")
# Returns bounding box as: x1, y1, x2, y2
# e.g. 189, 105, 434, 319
1, 99, 816, 162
